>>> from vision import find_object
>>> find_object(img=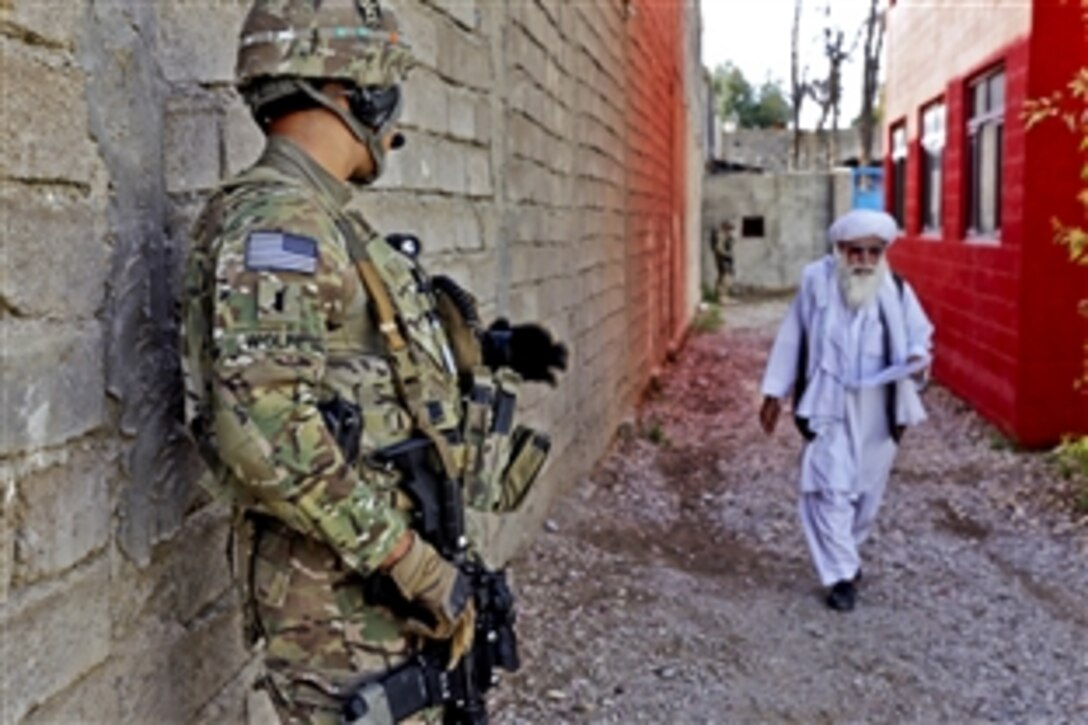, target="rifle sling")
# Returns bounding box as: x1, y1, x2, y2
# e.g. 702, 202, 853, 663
334, 216, 462, 482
